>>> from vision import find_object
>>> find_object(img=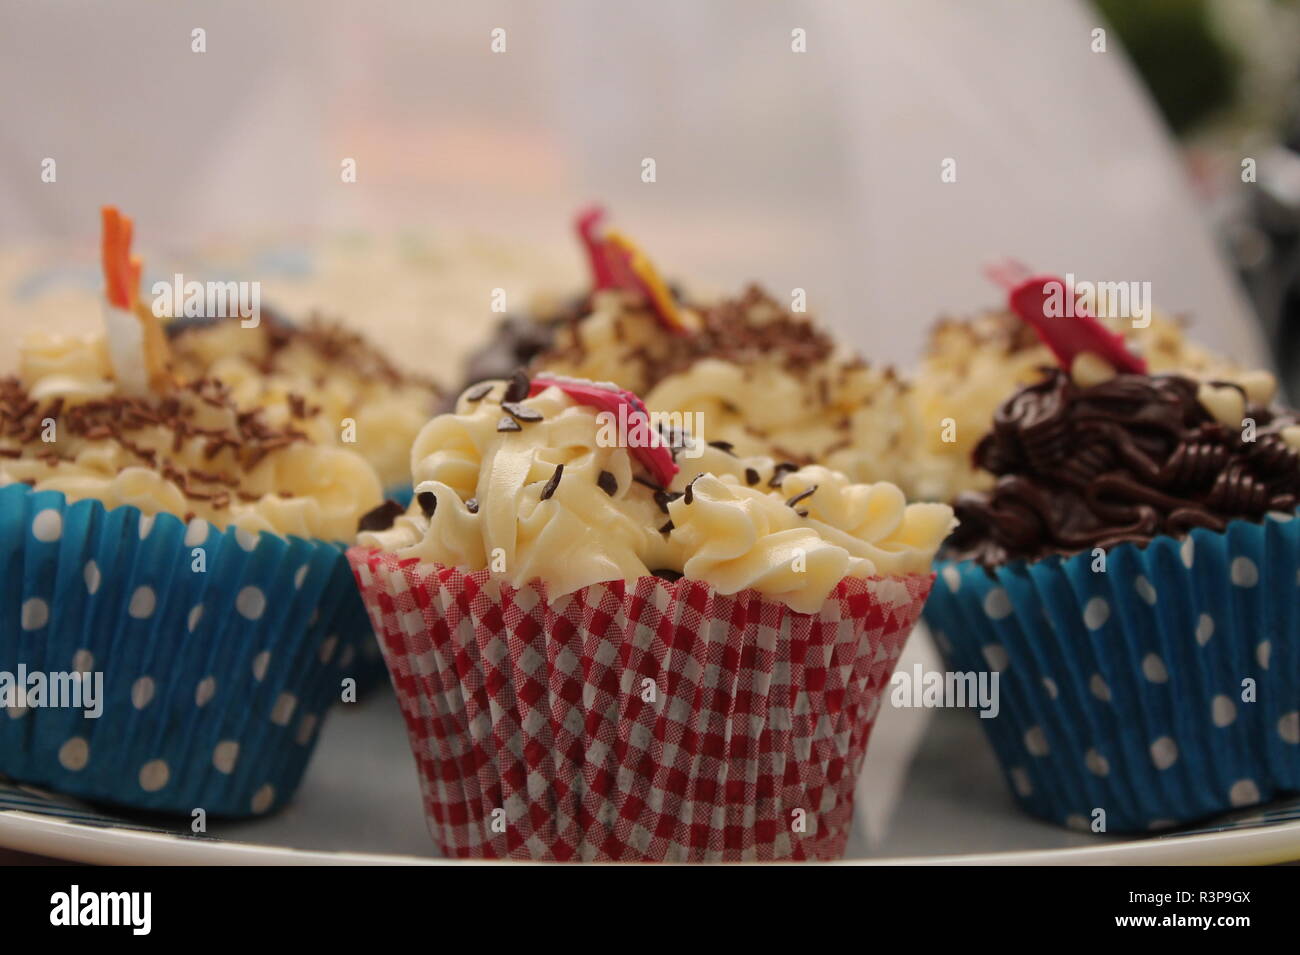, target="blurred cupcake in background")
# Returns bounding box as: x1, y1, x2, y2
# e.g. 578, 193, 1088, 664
0, 207, 384, 816
349, 370, 952, 861
459, 207, 917, 491
922, 274, 1300, 833
167, 306, 440, 504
